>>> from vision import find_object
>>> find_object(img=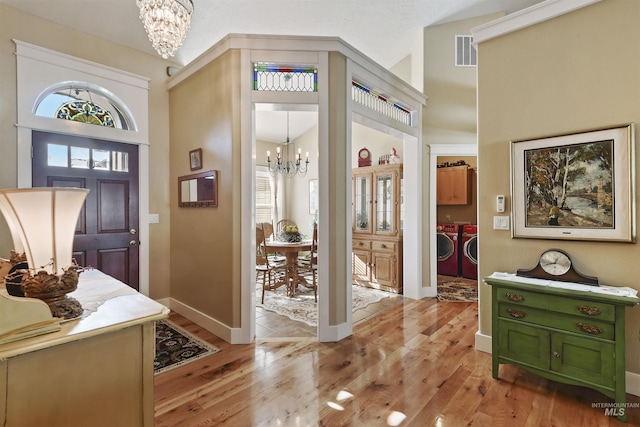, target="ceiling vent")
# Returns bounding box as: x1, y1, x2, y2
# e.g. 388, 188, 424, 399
455, 35, 476, 67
